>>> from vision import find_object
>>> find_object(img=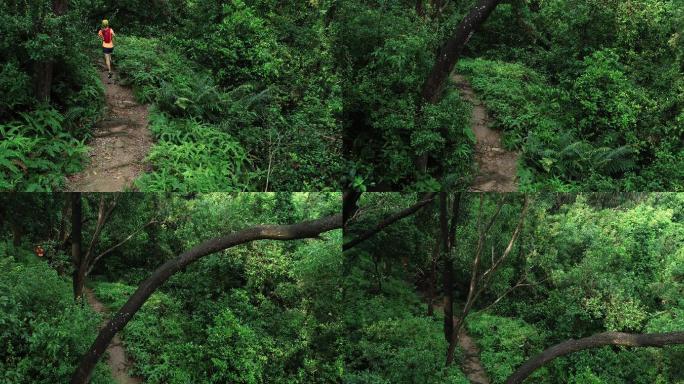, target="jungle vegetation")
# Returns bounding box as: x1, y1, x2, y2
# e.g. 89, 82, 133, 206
0, 1, 341, 191
1, 192, 683, 383
344, 192, 684, 383
340, 0, 684, 191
